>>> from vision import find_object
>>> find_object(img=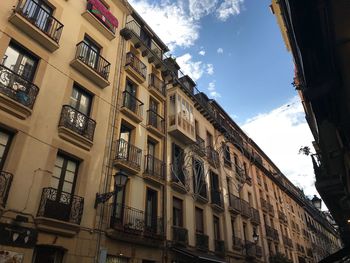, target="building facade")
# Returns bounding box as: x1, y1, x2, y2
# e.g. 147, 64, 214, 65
0, 0, 342, 263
